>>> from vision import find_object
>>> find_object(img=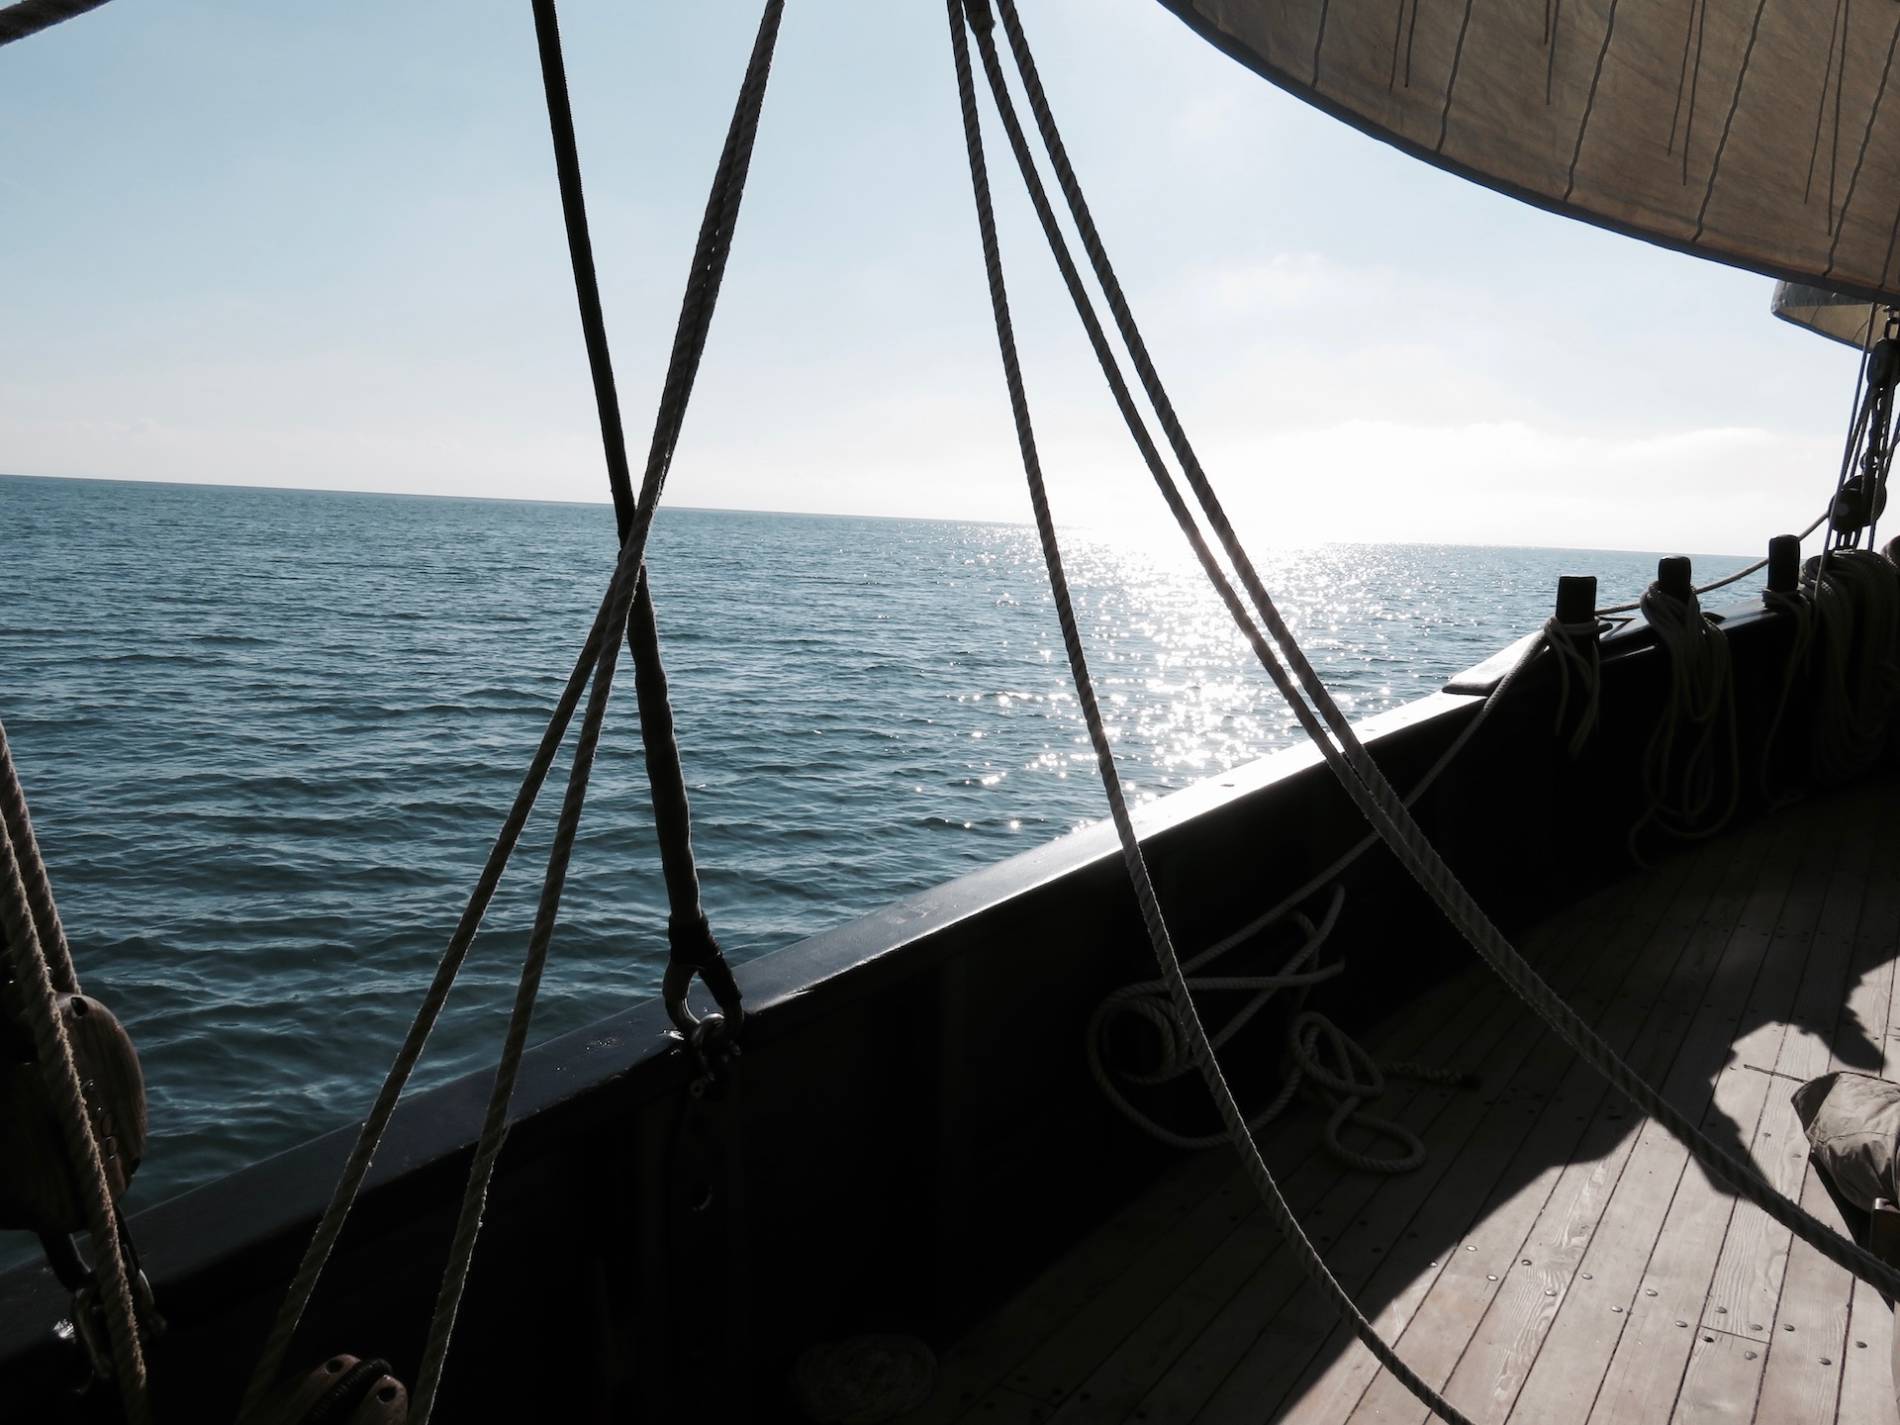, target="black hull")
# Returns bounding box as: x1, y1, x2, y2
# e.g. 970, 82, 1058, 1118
0, 600, 1832, 1421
